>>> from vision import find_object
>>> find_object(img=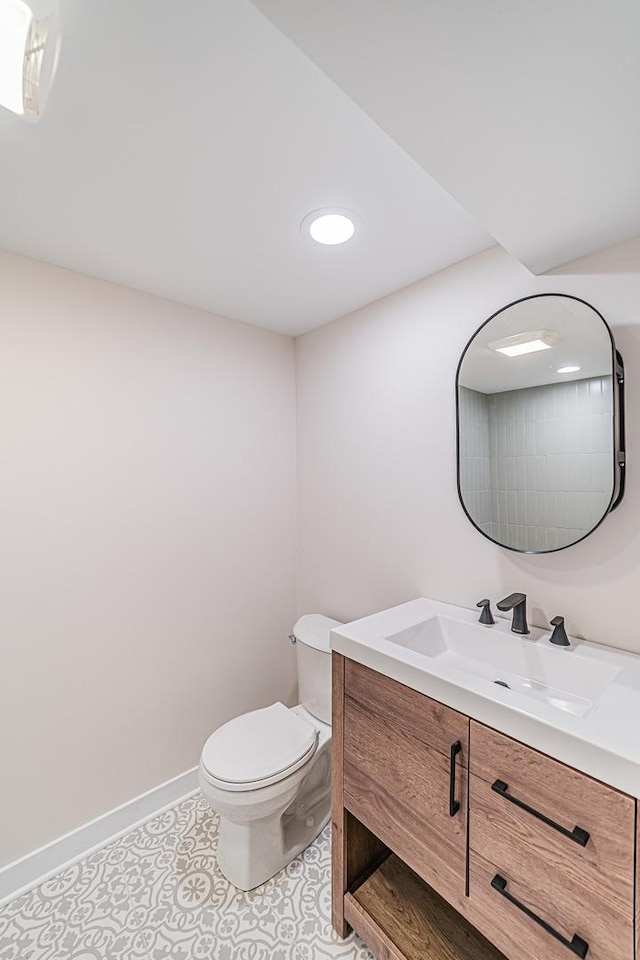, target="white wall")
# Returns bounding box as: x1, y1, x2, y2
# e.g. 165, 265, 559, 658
5, 235, 640, 871
0, 252, 297, 869
296, 239, 640, 653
